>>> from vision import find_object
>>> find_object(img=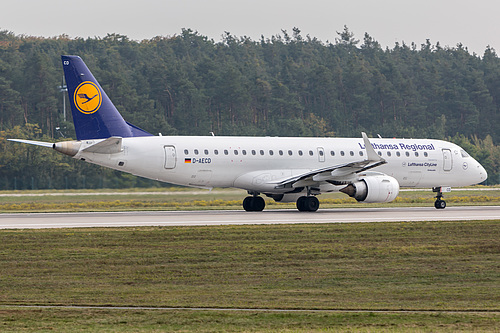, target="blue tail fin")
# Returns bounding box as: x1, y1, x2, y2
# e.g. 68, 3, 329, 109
62, 55, 153, 140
